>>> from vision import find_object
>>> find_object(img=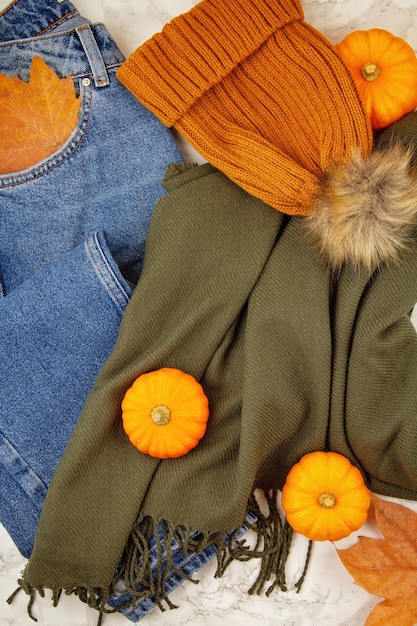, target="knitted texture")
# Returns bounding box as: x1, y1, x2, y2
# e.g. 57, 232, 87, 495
117, 0, 373, 215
